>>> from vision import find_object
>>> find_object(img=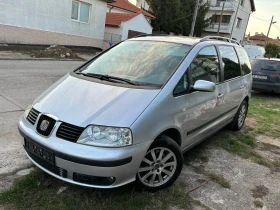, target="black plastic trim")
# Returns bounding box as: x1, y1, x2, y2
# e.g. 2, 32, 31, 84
19, 130, 133, 167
